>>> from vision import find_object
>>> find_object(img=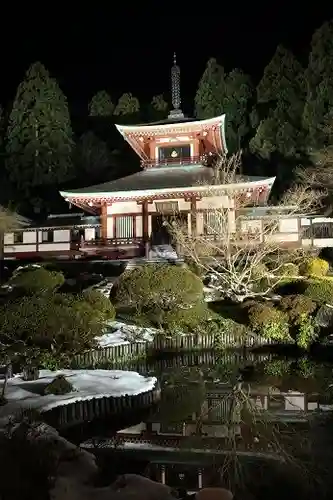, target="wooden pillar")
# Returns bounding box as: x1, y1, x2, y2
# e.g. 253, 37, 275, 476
142, 200, 149, 258
160, 465, 166, 485
101, 202, 108, 241
198, 468, 203, 489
